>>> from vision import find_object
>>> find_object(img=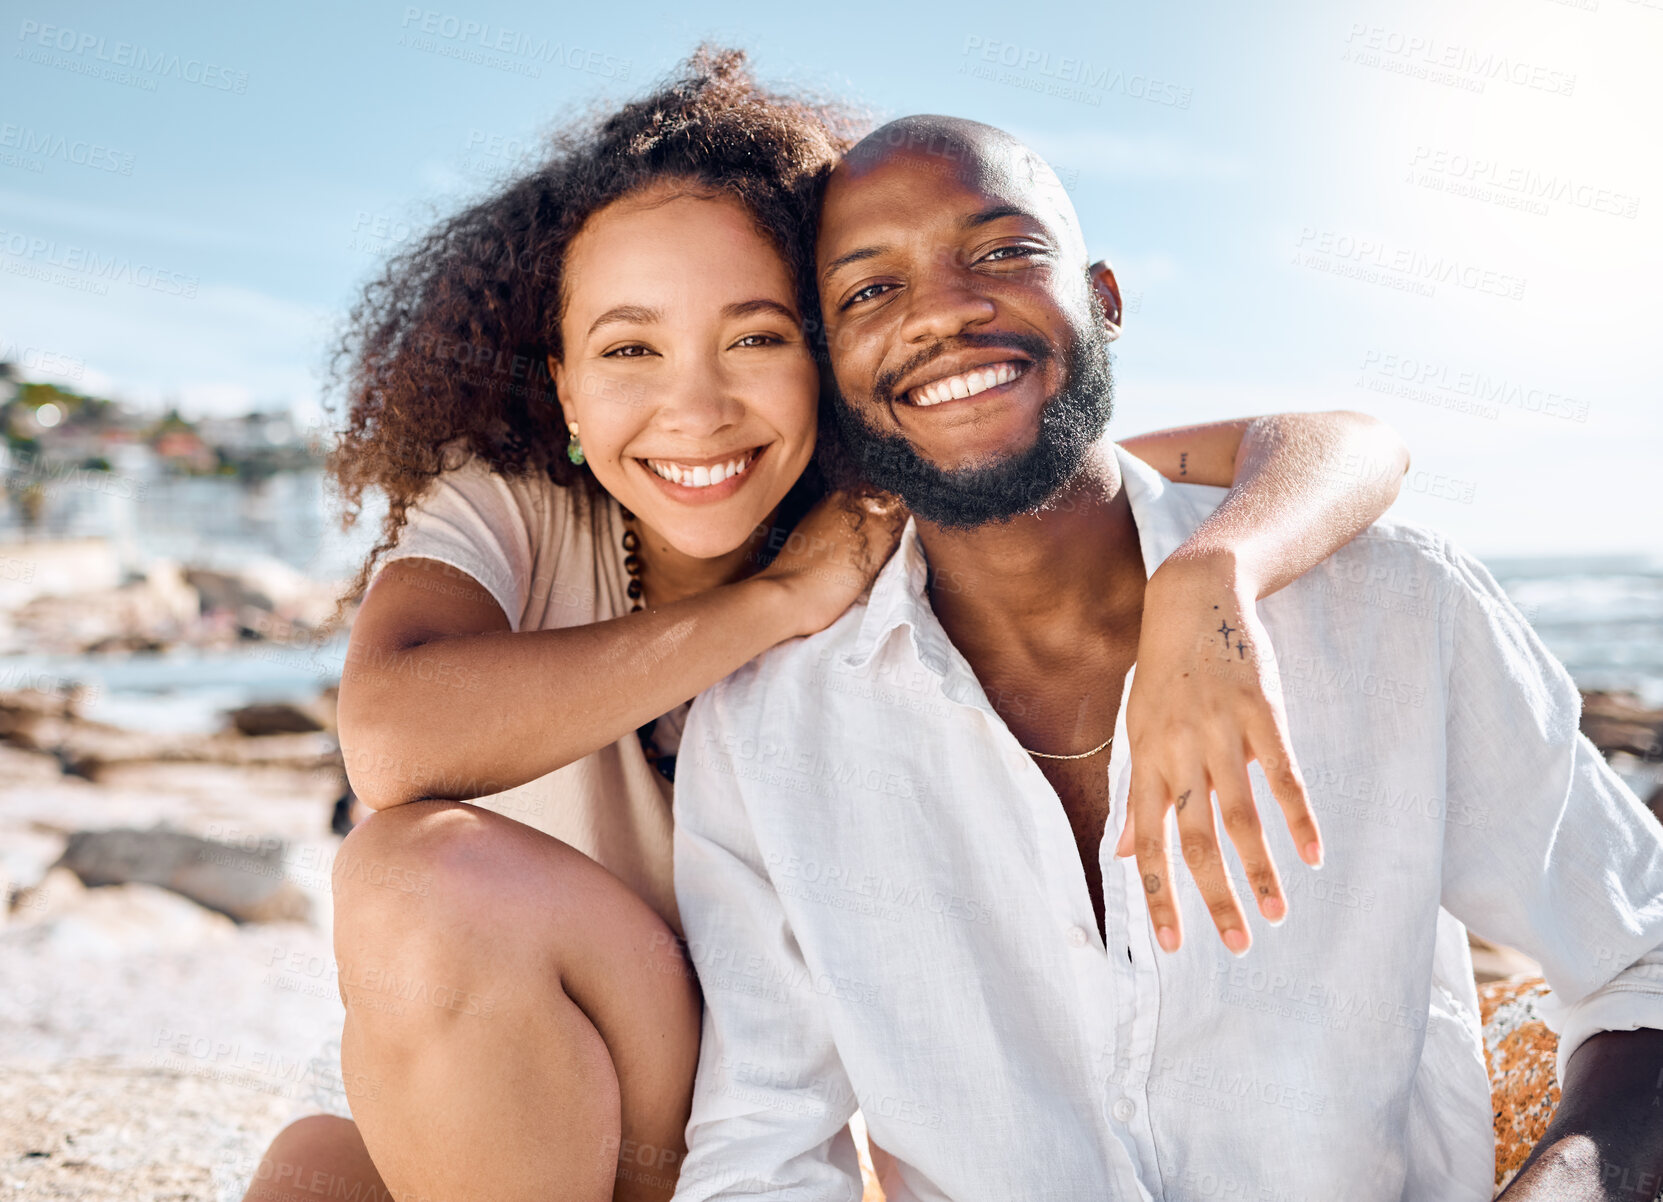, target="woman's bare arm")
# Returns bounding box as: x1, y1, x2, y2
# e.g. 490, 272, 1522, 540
338, 495, 902, 810
1120, 410, 1410, 596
